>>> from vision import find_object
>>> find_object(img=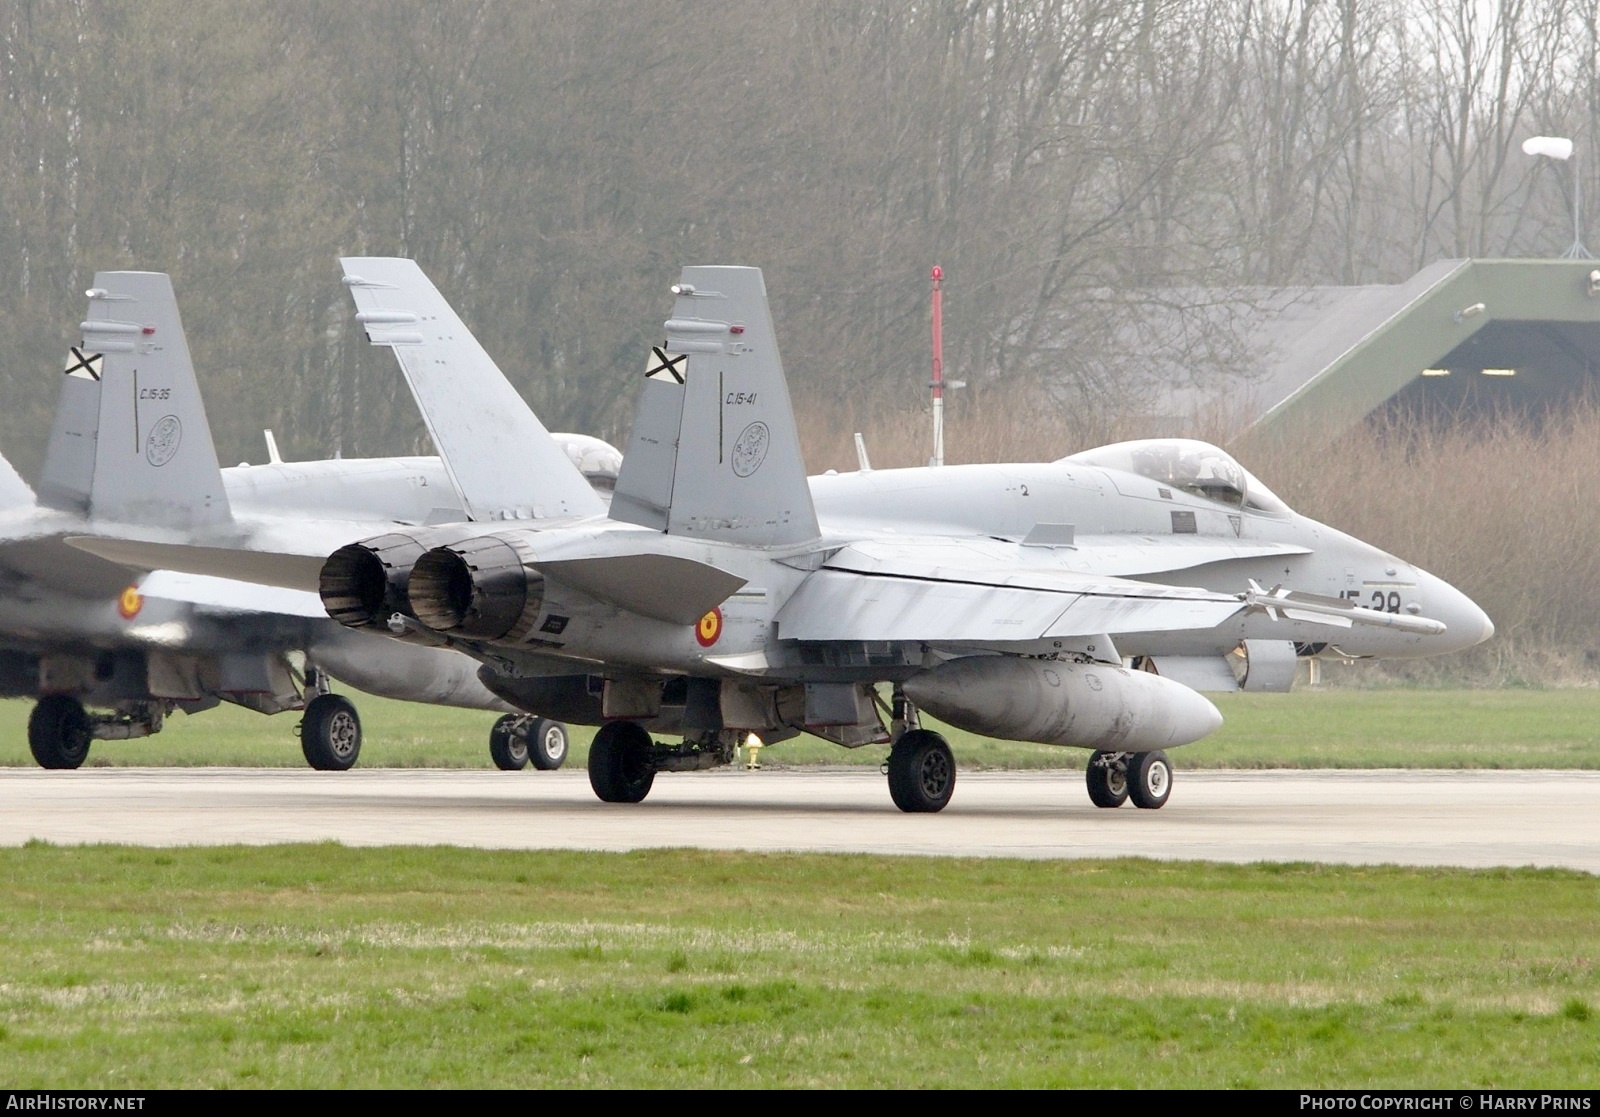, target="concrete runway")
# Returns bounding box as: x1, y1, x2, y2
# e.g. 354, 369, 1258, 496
2, 767, 1597, 871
